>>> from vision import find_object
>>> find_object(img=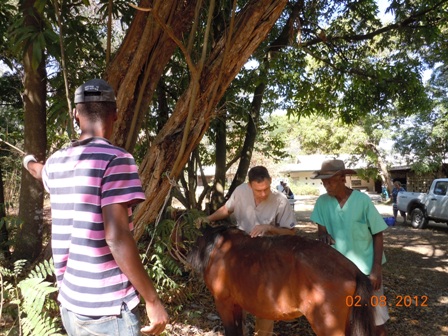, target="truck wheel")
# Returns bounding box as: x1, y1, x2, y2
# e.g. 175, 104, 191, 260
410, 208, 428, 229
